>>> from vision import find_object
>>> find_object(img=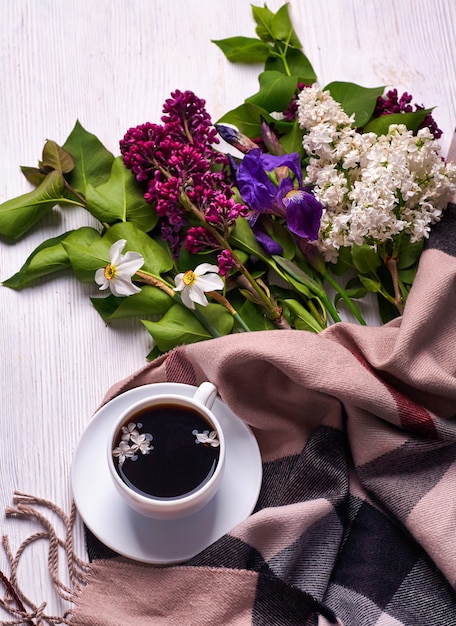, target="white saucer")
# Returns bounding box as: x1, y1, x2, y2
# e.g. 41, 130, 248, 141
71, 383, 262, 564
